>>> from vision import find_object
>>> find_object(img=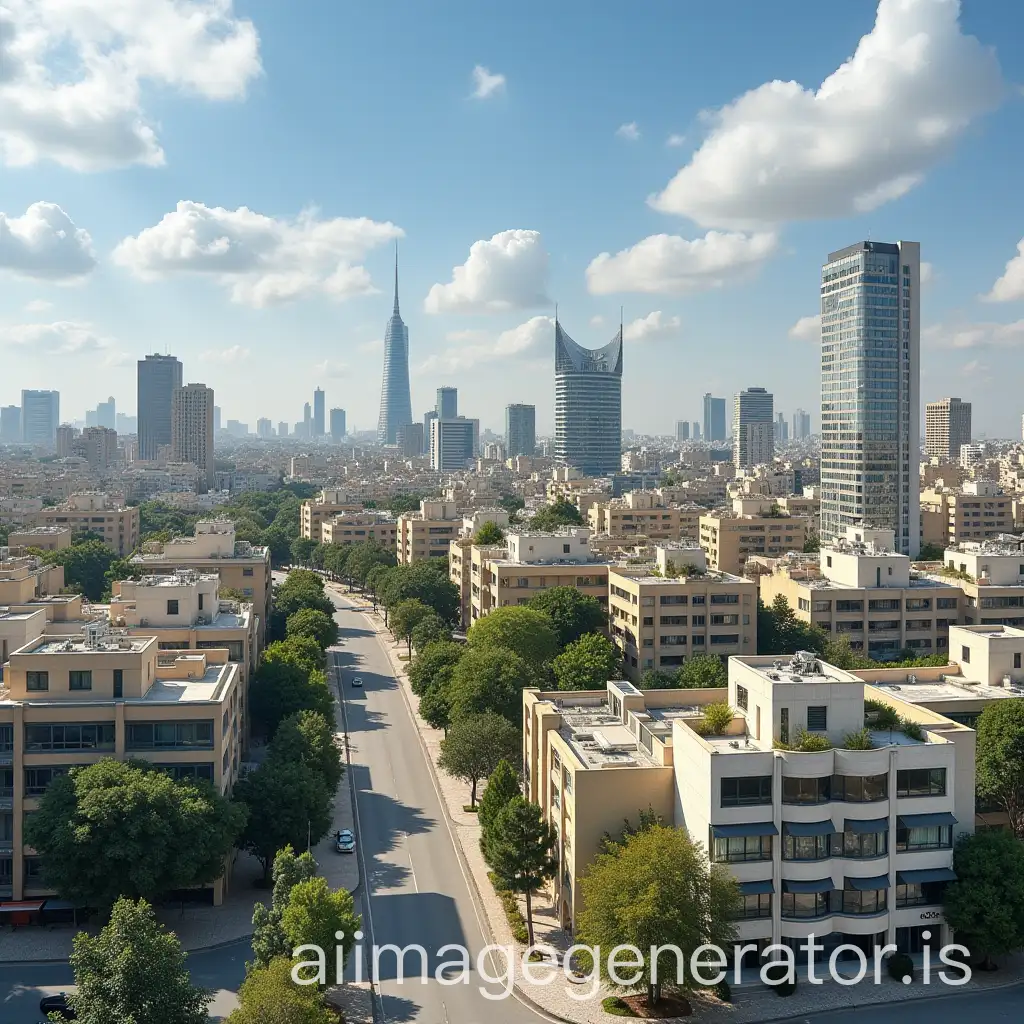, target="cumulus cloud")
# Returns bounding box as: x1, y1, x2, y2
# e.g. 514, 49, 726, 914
920, 261, 934, 286
665, 133, 686, 148
788, 314, 821, 341
471, 65, 506, 99
984, 238, 1024, 302
616, 122, 641, 141
586, 231, 777, 295
0, 319, 128, 365
590, 315, 606, 328
923, 319, 1024, 350
425, 230, 549, 314
0, 202, 96, 279
419, 315, 552, 373
199, 345, 250, 365
650, 0, 1003, 229
622, 311, 681, 342
113, 201, 402, 307
0, 0, 261, 171
25, 299, 52, 312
